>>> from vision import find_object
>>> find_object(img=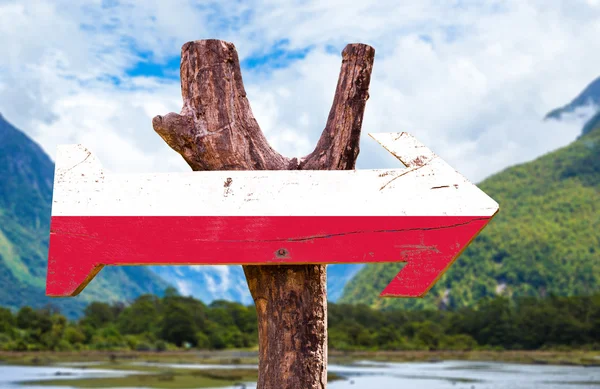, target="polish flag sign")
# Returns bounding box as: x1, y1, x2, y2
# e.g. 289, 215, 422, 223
46, 132, 499, 298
